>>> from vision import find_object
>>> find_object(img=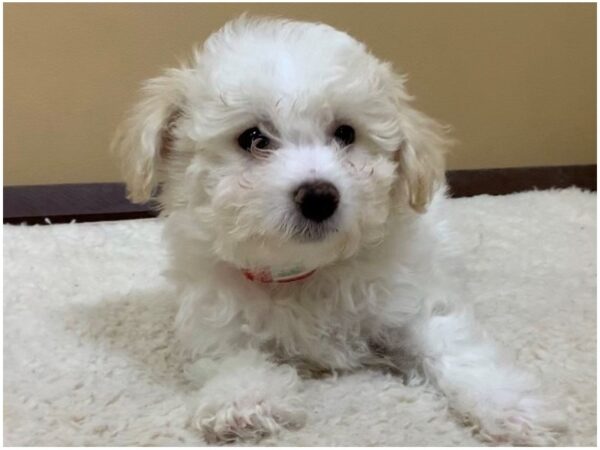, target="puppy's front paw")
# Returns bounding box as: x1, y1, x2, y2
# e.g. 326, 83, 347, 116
473, 396, 568, 446
187, 351, 305, 443
194, 399, 306, 444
